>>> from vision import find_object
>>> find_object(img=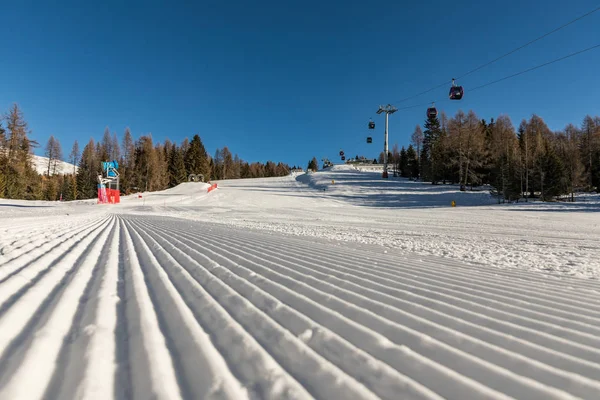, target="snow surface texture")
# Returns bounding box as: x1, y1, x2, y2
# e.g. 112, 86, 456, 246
31, 154, 78, 175
0, 166, 599, 399
164, 165, 600, 280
